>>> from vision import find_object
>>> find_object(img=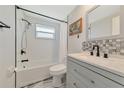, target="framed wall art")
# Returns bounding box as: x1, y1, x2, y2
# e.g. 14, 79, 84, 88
69, 18, 83, 36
